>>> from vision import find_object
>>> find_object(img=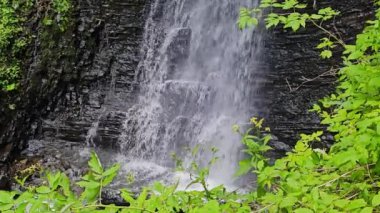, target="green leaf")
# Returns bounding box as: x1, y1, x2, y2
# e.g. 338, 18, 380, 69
369, 77, 380, 88
0, 204, 13, 211
311, 14, 323, 20
47, 172, 61, 190
335, 199, 350, 208
294, 208, 313, 213
280, 196, 298, 208
103, 164, 120, 177
282, 0, 298, 10
121, 189, 135, 204
347, 199, 367, 210
376, 124, 380, 135
36, 186, 51, 194
291, 21, 301, 31
236, 159, 252, 176
77, 181, 100, 189
238, 8, 259, 29
348, 51, 363, 60
200, 200, 220, 212
42, 18, 53, 26
266, 13, 280, 28
88, 151, 103, 174
137, 188, 148, 208
80, 188, 100, 202
321, 50, 333, 59
5, 83, 16, 91
360, 207, 373, 213
103, 167, 119, 186
0, 191, 13, 204
59, 202, 75, 213
257, 160, 265, 171
372, 194, 380, 206
58, 173, 73, 197
295, 4, 307, 9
